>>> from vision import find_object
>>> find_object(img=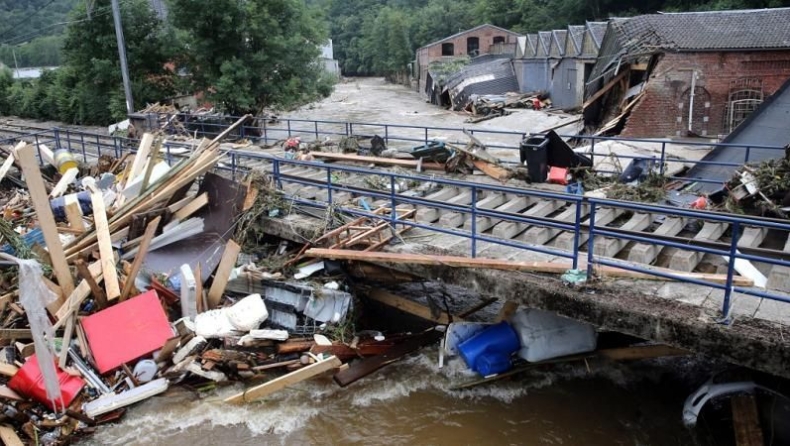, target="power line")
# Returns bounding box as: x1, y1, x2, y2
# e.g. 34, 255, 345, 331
0, 2, 127, 46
